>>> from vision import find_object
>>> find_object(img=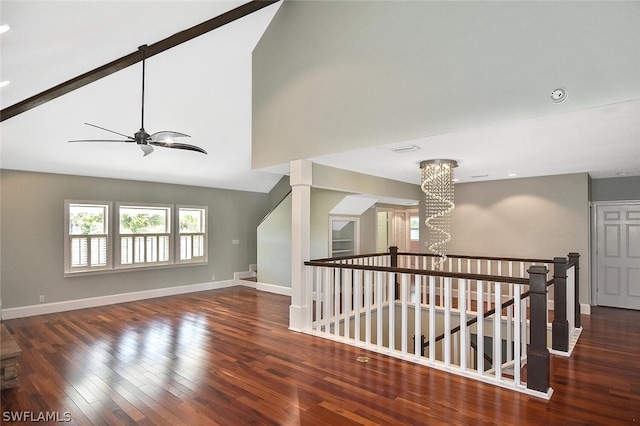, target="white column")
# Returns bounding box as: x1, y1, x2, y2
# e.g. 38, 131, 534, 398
289, 159, 312, 331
